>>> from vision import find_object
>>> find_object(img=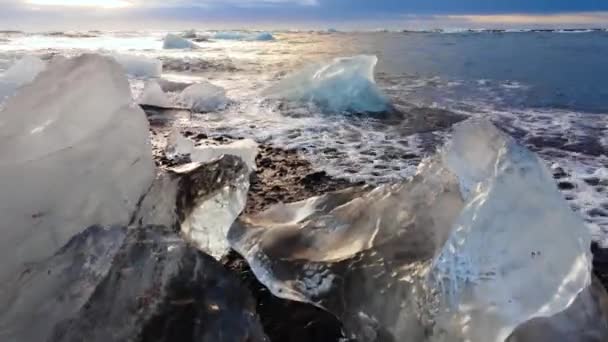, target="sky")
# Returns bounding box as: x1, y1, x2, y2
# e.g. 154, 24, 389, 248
1, 0, 608, 30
